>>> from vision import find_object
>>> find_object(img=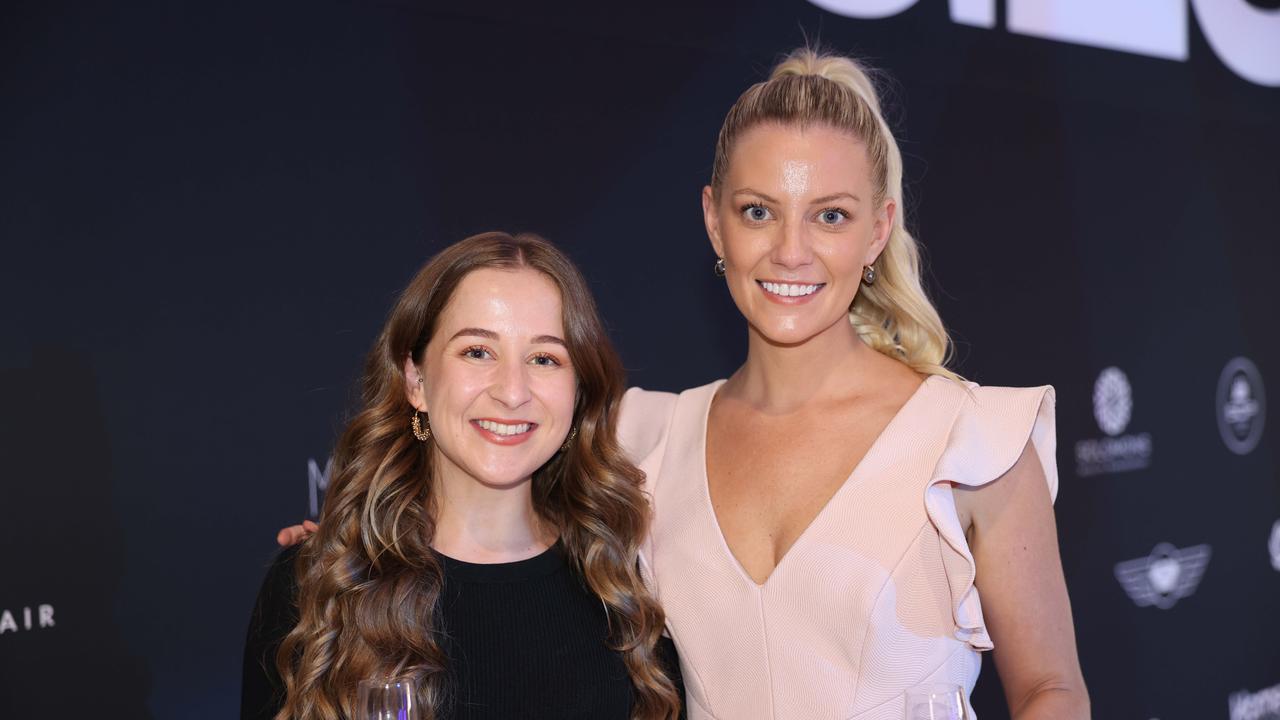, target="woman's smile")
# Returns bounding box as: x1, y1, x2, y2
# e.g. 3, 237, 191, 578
471, 418, 538, 445
756, 280, 826, 303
